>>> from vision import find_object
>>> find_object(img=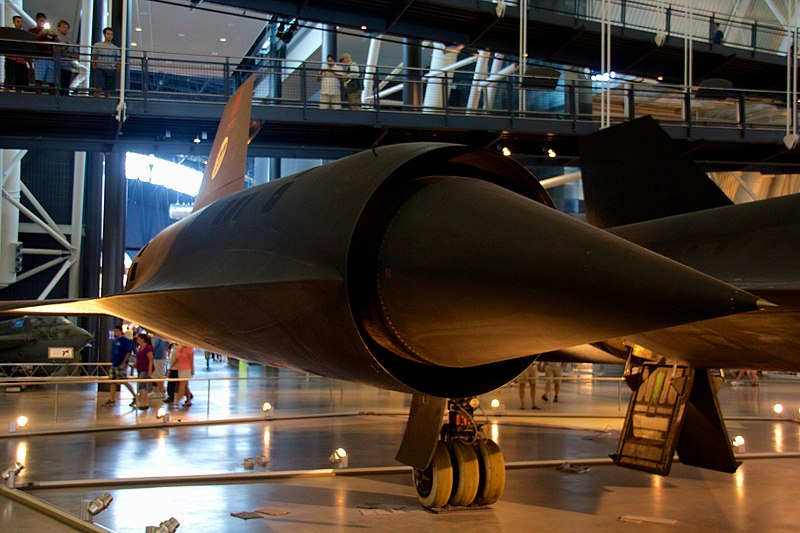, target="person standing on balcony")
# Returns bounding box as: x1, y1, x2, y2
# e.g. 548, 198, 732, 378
711, 23, 724, 45
55, 20, 76, 96
340, 53, 362, 110
3, 16, 30, 92
92, 27, 119, 97
317, 54, 343, 109
30, 13, 59, 94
